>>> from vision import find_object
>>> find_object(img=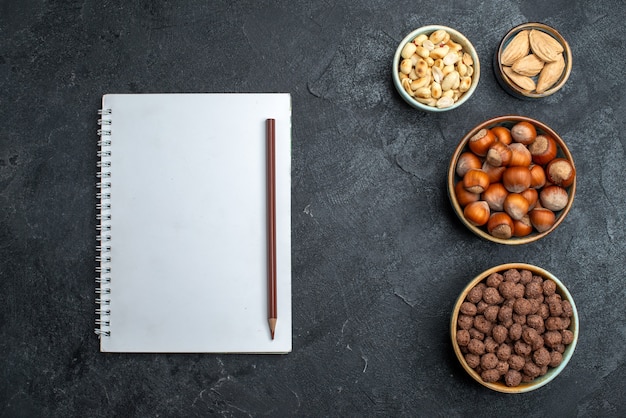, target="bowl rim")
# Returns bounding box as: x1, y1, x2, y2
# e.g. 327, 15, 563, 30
447, 115, 576, 245
495, 22, 572, 98
450, 263, 579, 393
392, 25, 481, 112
